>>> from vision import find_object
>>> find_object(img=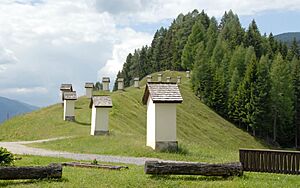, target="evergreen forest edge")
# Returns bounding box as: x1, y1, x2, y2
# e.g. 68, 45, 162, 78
113, 9, 300, 148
